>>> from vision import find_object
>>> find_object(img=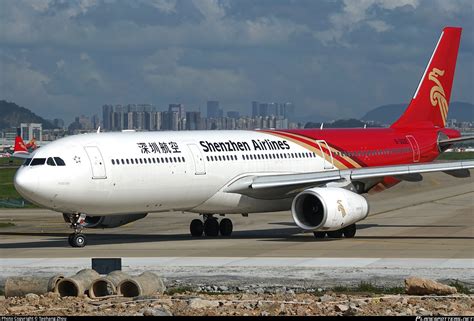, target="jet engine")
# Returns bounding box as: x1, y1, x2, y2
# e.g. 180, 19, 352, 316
63, 213, 148, 228
291, 187, 369, 231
